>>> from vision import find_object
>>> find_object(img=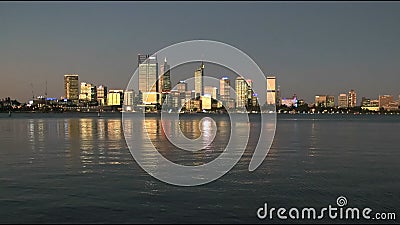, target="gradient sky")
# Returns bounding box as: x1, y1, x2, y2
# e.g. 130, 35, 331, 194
1, 2, 400, 103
